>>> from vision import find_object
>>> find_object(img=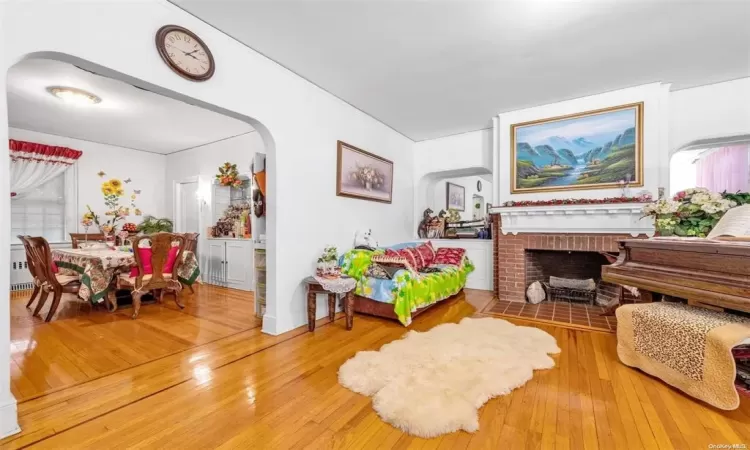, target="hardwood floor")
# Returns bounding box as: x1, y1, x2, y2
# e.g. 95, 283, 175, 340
4, 287, 749, 448
10, 284, 261, 401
